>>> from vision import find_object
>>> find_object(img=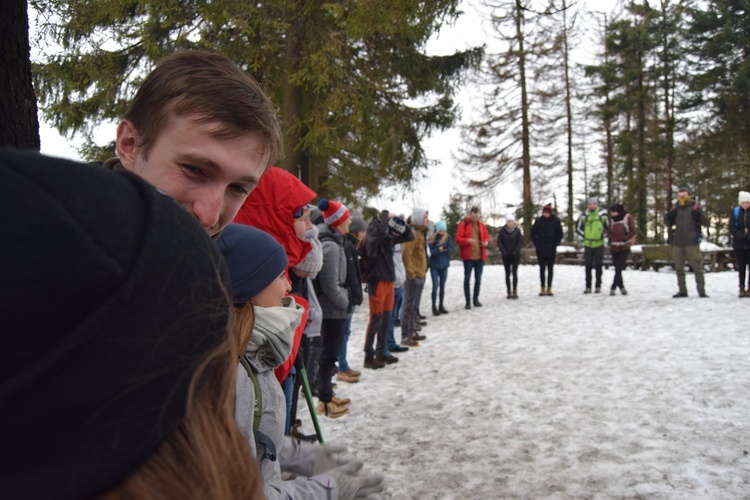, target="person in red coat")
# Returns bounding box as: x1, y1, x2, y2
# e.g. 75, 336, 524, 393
455, 206, 490, 309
